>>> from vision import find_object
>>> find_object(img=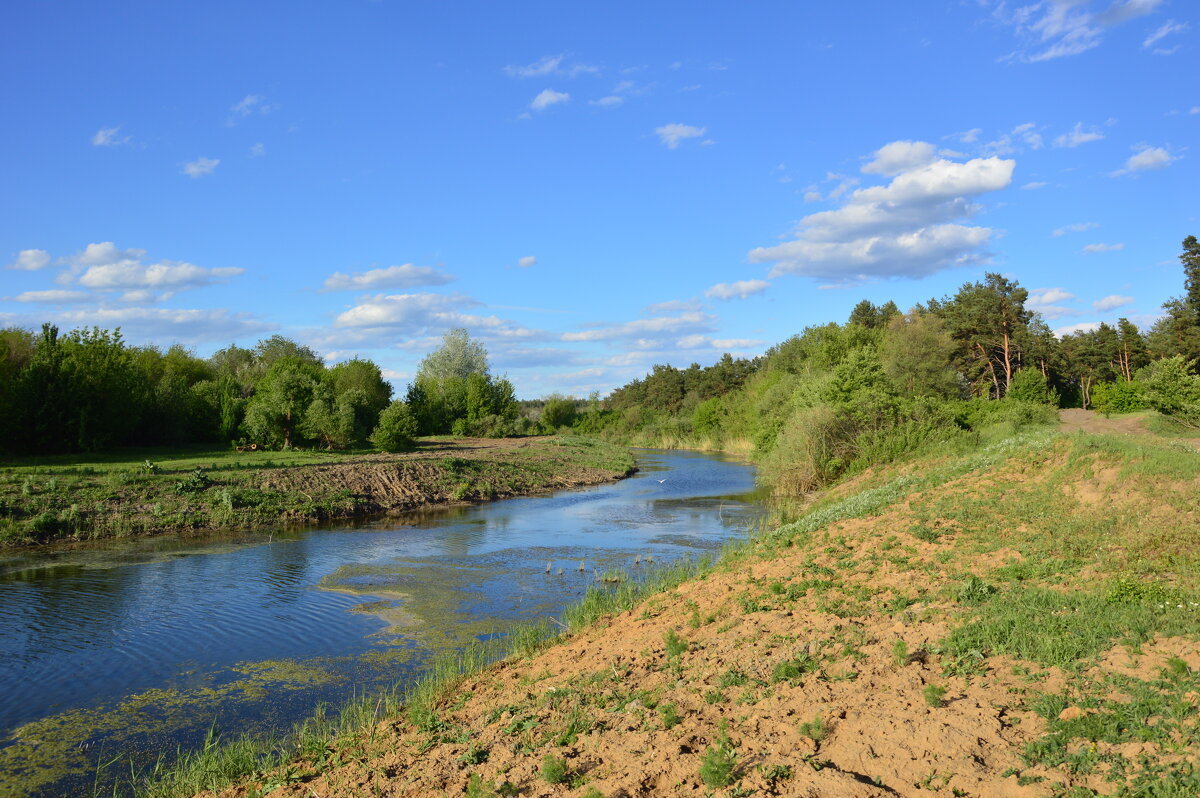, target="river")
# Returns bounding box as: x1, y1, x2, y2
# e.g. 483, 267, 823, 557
0, 448, 762, 796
